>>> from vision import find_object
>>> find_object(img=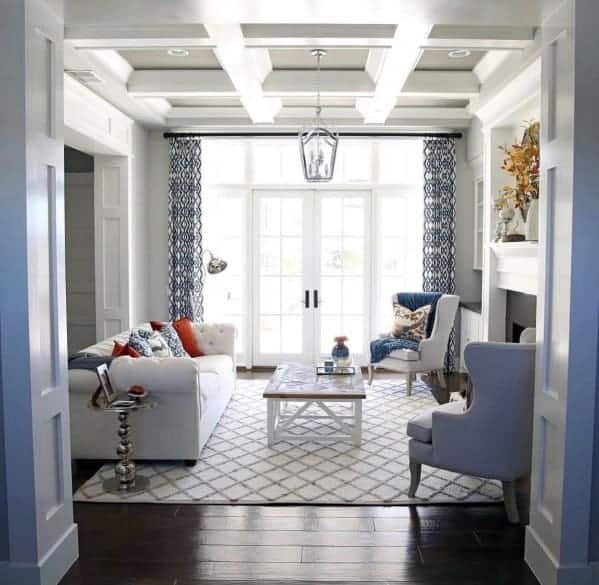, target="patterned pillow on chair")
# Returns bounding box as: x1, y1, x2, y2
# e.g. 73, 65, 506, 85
392, 303, 431, 342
